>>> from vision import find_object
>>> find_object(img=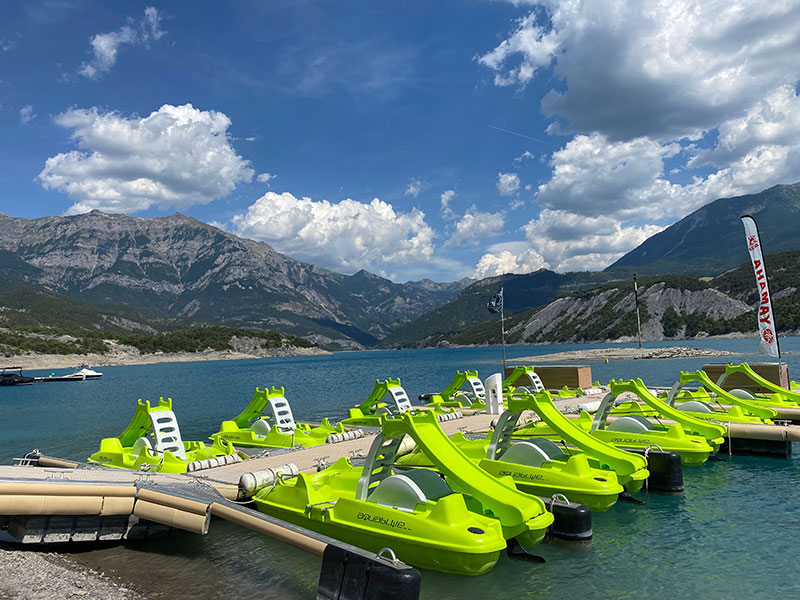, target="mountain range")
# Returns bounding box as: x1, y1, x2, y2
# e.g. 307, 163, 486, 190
0, 211, 469, 349
2, 181, 800, 350
381, 182, 800, 347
